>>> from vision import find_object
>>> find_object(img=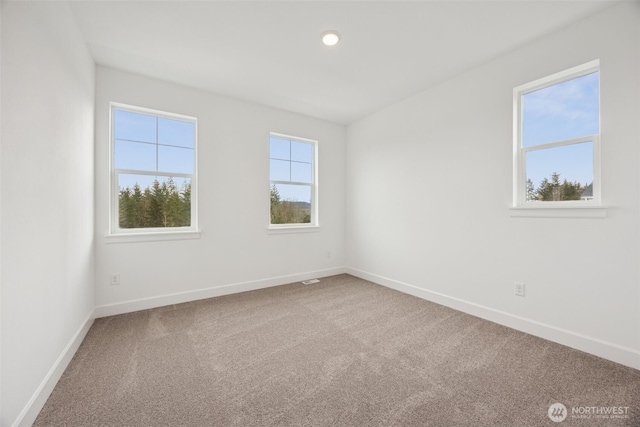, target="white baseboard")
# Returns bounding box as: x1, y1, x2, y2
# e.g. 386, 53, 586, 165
346, 267, 640, 371
13, 311, 95, 427
93, 266, 348, 318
